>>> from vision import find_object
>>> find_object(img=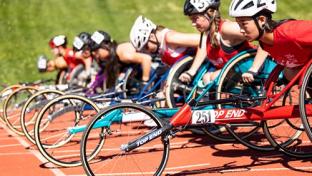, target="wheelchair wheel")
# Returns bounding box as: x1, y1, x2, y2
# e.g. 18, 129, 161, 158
264, 84, 312, 158
81, 103, 169, 176
68, 64, 92, 89
216, 51, 277, 150
122, 64, 165, 106
55, 69, 69, 85
300, 63, 312, 143
20, 89, 64, 144
0, 84, 22, 124
3, 86, 38, 135
121, 66, 142, 98
165, 56, 195, 108
34, 94, 100, 167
